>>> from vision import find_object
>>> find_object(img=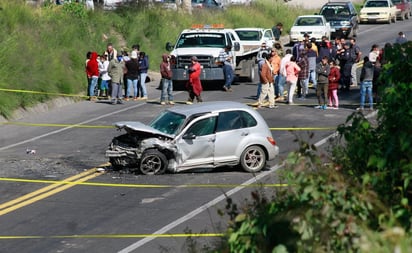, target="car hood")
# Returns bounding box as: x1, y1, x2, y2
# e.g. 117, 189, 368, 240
114, 121, 175, 139
172, 47, 223, 57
